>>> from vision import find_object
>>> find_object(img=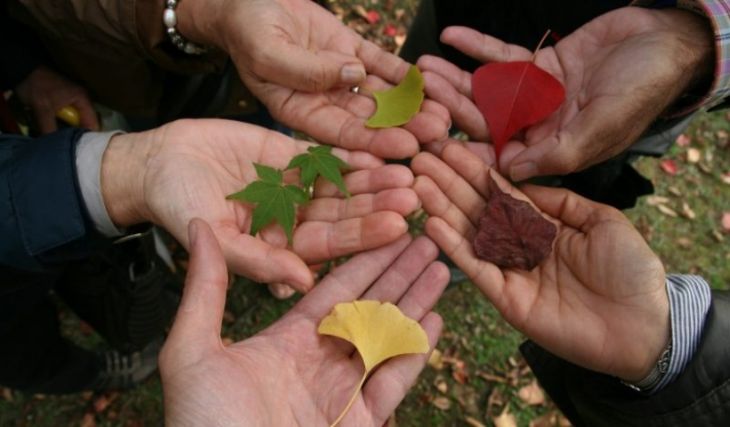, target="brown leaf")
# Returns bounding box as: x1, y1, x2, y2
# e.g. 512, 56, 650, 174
431, 396, 452, 411
668, 186, 682, 196
722, 172, 730, 185
675, 134, 691, 147
477, 371, 508, 384
713, 230, 726, 243
530, 412, 557, 427
80, 413, 96, 427
492, 406, 517, 427
428, 348, 444, 370
657, 204, 678, 217
465, 416, 487, 427
686, 148, 701, 163
474, 175, 556, 270
93, 392, 118, 413
646, 195, 670, 206
677, 237, 693, 248
681, 202, 696, 220
486, 388, 506, 417
434, 376, 448, 394
518, 380, 545, 406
